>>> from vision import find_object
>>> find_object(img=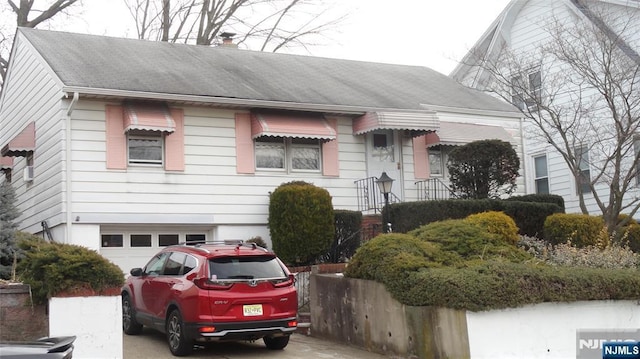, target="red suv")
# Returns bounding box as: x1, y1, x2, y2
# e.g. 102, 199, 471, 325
121, 242, 297, 356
